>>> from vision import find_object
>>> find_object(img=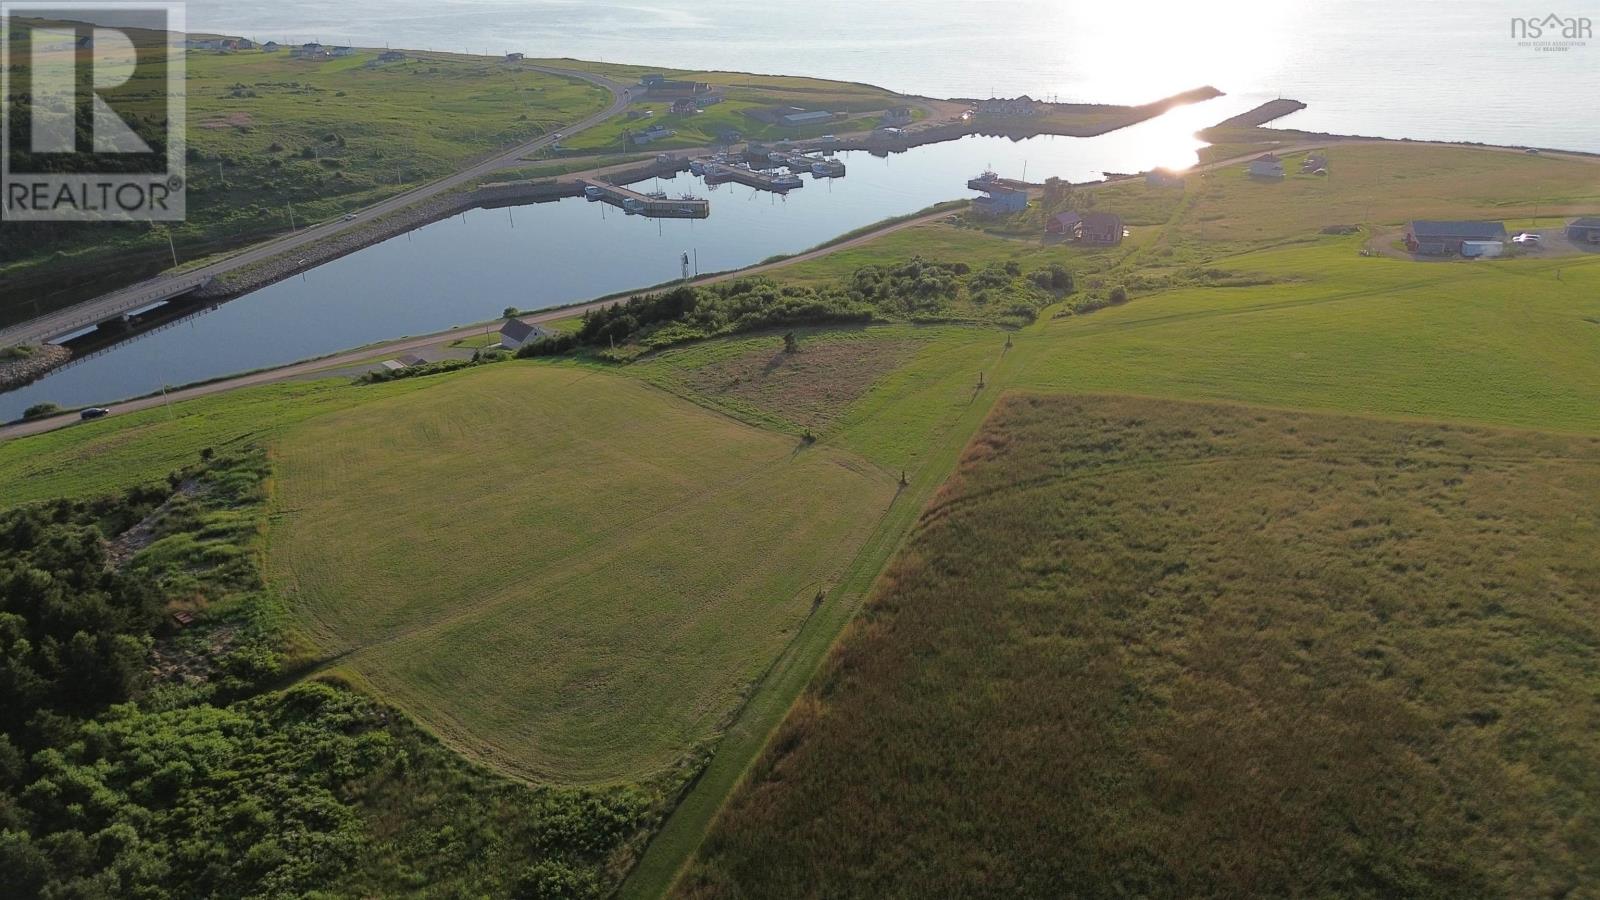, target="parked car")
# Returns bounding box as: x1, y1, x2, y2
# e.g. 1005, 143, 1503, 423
1525, 148, 1541, 155
343, 213, 357, 221
80, 407, 111, 420
1512, 232, 1543, 245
